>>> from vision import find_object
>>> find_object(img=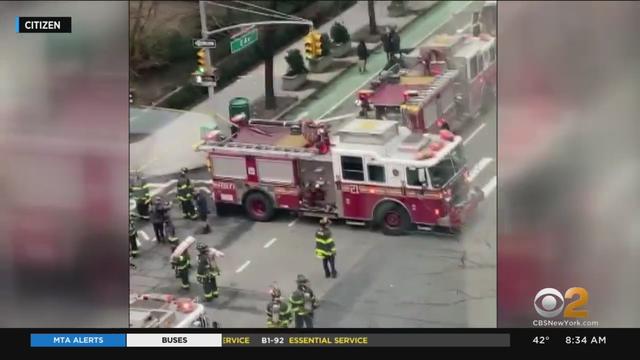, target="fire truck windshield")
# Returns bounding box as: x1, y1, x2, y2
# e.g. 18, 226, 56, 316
429, 144, 467, 188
